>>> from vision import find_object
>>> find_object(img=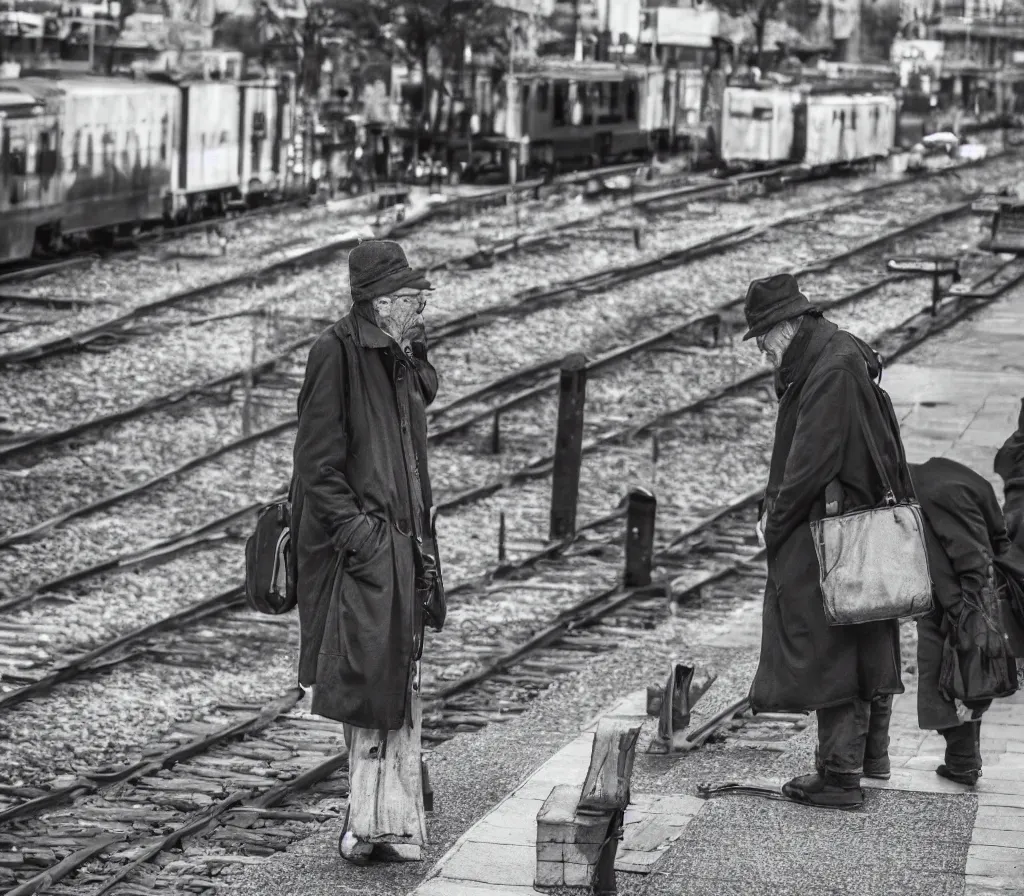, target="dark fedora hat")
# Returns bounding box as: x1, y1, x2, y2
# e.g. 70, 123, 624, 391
349, 240, 433, 304
742, 273, 818, 341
